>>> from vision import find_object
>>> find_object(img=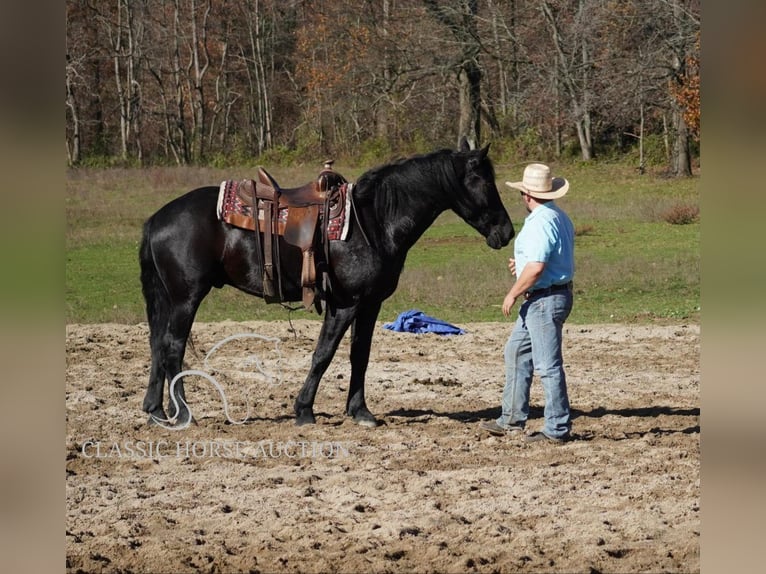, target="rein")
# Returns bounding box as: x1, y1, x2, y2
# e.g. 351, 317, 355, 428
348, 183, 372, 249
